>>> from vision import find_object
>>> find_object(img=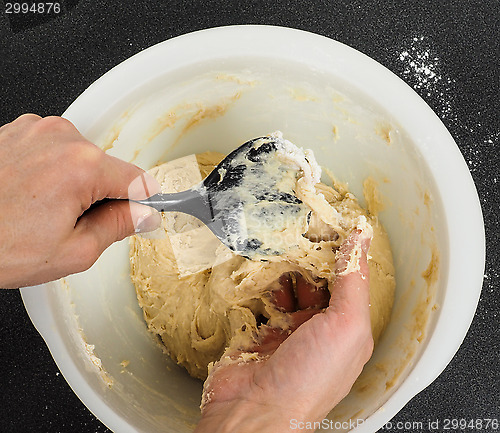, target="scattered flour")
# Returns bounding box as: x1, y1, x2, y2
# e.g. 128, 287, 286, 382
395, 35, 499, 179
397, 35, 456, 120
